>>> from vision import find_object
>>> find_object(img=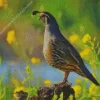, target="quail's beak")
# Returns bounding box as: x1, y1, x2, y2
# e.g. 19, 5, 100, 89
38, 16, 45, 23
